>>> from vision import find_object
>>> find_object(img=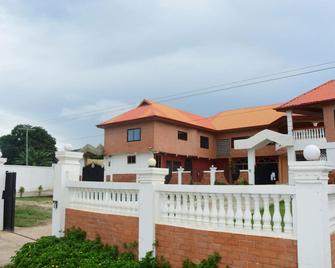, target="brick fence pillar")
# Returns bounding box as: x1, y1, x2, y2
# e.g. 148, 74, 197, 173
291, 161, 333, 268
137, 167, 168, 258
52, 150, 83, 237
